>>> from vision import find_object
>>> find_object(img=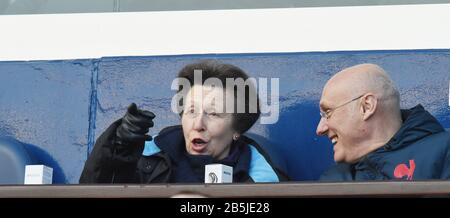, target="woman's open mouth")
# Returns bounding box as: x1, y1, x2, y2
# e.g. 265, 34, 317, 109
191, 138, 208, 153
